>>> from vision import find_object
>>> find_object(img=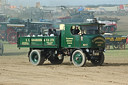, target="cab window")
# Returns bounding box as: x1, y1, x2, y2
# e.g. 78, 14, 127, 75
80, 25, 99, 35
70, 25, 81, 35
